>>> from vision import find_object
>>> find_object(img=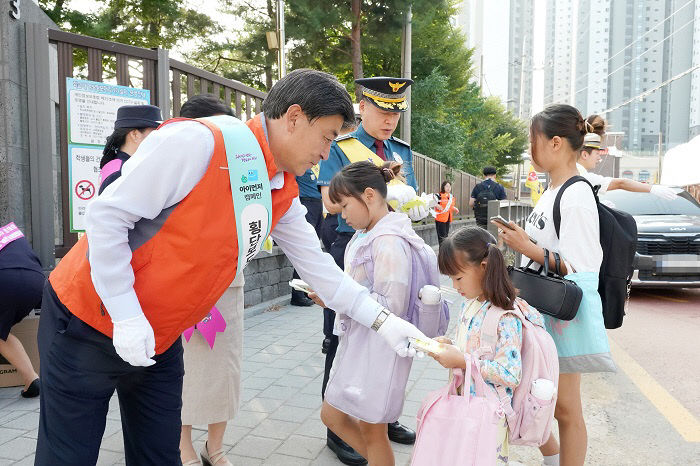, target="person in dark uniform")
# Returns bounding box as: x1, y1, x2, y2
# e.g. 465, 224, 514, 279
317, 76, 421, 465
470, 166, 507, 228
98, 104, 162, 194
0, 222, 45, 398
289, 166, 324, 306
